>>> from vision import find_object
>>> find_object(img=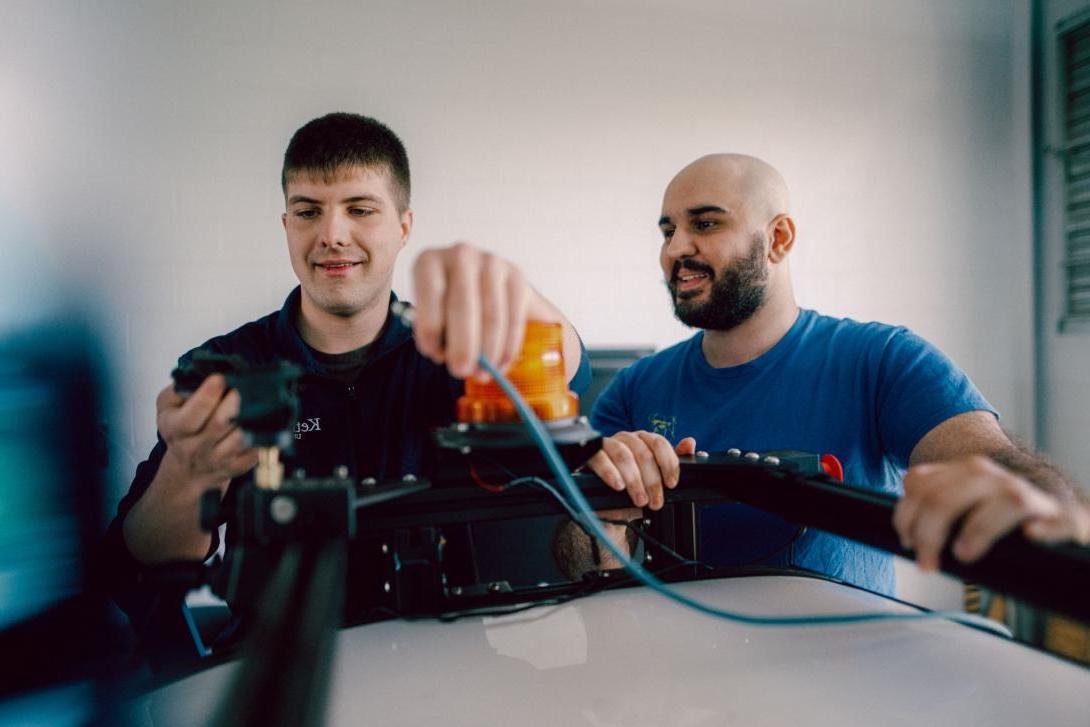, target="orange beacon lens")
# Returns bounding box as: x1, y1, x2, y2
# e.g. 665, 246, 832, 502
456, 321, 578, 423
